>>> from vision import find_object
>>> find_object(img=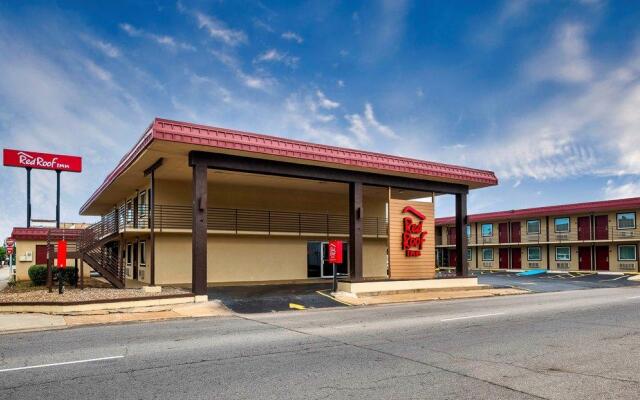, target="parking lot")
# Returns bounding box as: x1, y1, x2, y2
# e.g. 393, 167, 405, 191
476, 271, 640, 292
